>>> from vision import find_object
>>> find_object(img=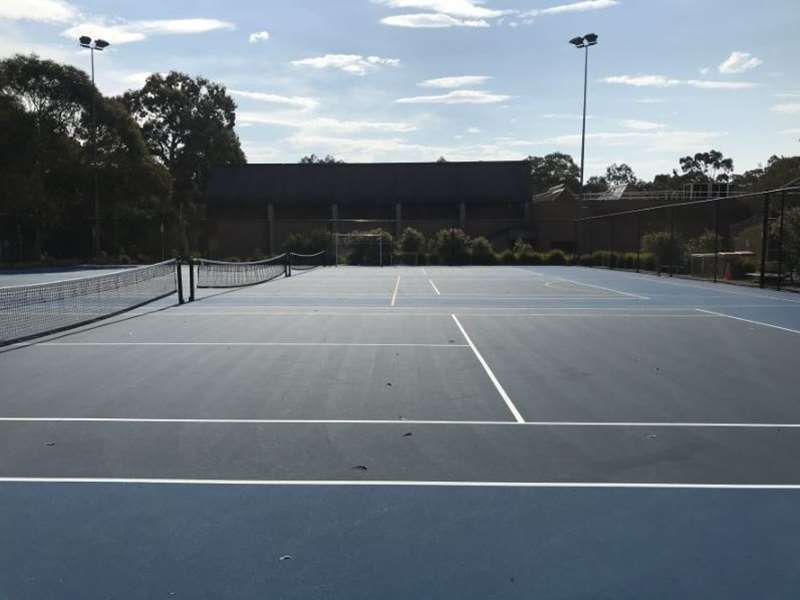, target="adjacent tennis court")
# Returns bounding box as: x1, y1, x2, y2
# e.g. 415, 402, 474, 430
1, 262, 799, 598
